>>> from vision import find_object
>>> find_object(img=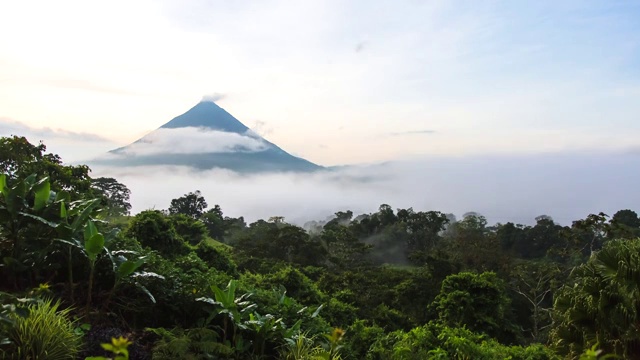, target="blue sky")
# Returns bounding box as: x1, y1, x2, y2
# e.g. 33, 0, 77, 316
0, 0, 639, 165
